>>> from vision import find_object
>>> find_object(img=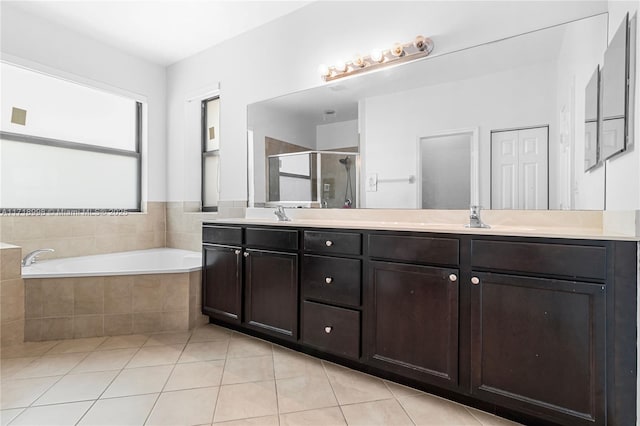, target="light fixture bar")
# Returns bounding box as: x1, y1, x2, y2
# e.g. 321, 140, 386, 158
320, 35, 434, 82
